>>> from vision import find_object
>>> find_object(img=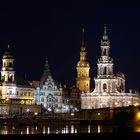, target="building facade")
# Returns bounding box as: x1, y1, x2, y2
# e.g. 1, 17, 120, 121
81, 26, 140, 109
0, 45, 39, 115
35, 58, 63, 113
